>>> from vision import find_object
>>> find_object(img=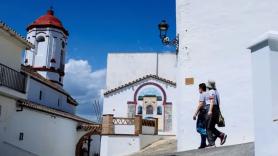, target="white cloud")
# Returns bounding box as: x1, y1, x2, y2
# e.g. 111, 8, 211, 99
64, 59, 106, 120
